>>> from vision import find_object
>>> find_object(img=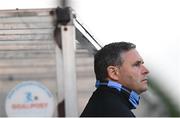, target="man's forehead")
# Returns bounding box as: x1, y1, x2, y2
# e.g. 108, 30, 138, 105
121, 49, 143, 62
